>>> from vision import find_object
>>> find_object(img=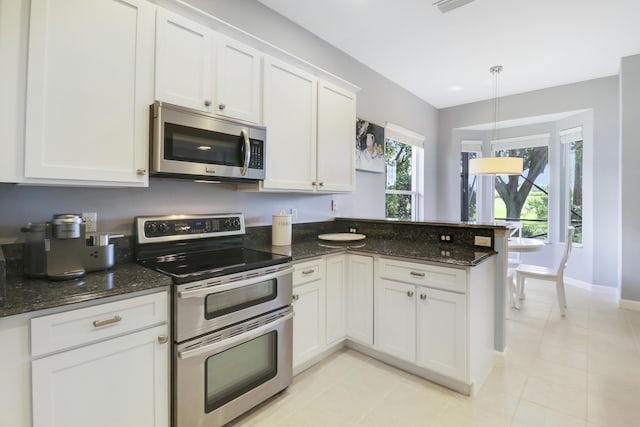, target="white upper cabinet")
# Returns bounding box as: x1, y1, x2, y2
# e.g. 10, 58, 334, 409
155, 9, 262, 123
155, 8, 213, 111
316, 80, 356, 192
262, 56, 318, 191
215, 35, 262, 123
24, 0, 155, 186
